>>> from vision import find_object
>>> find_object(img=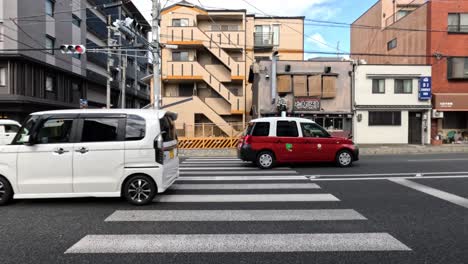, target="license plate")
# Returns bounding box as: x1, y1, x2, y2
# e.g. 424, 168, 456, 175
169, 149, 174, 159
